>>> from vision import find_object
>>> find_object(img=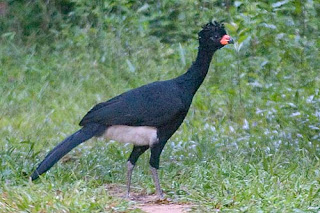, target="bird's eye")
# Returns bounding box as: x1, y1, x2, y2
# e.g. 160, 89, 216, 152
214, 35, 219, 38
